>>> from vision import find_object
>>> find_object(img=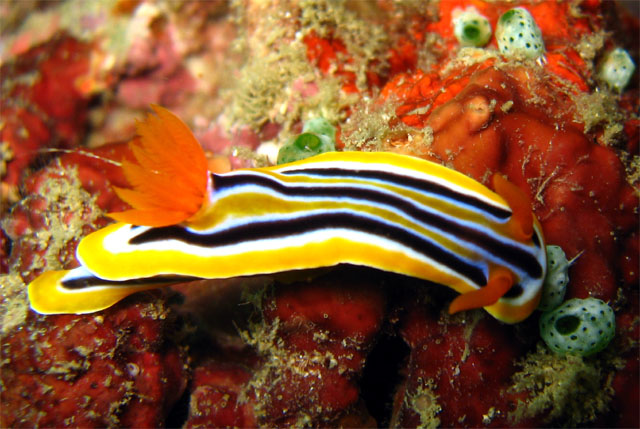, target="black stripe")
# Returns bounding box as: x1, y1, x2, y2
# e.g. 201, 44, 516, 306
130, 212, 488, 286
502, 283, 523, 298
212, 172, 543, 279
279, 167, 511, 219
62, 274, 197, 290
531, 229, 541, 248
